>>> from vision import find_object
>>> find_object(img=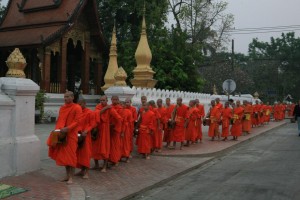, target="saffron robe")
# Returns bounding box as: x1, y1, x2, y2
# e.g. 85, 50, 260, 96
170, 104, 189, 142
48, 103, 82, 168
242, 104, 253, 132
76, 108, 95, 168
137, 110, 156, 154
221, 107, 232, 138
109, 104, 123, 163
208, 106, 221, 137
92, 104, 121, 160
231, 106, 244, 137
126, 105, 137, 152
151, 108, 162, 149
120, 108, 133, 158
185, 107, 199, 142
196, 104, 205, 140
163, 104, 175, 143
